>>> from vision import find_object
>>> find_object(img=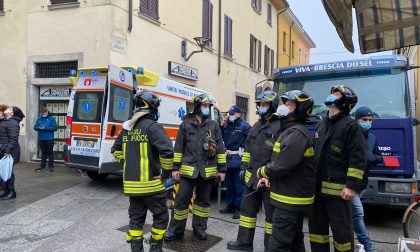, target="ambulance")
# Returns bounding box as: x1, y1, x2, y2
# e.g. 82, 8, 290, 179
64, 65, 222, 180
